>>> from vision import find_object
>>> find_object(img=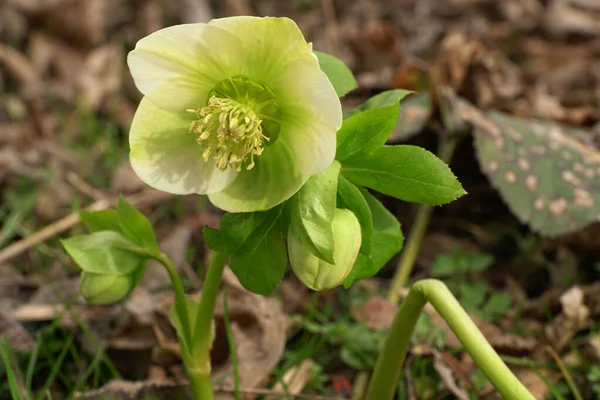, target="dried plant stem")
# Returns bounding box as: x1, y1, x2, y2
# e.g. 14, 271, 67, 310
0, 189, 172, 265
367, 279, 535, 400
